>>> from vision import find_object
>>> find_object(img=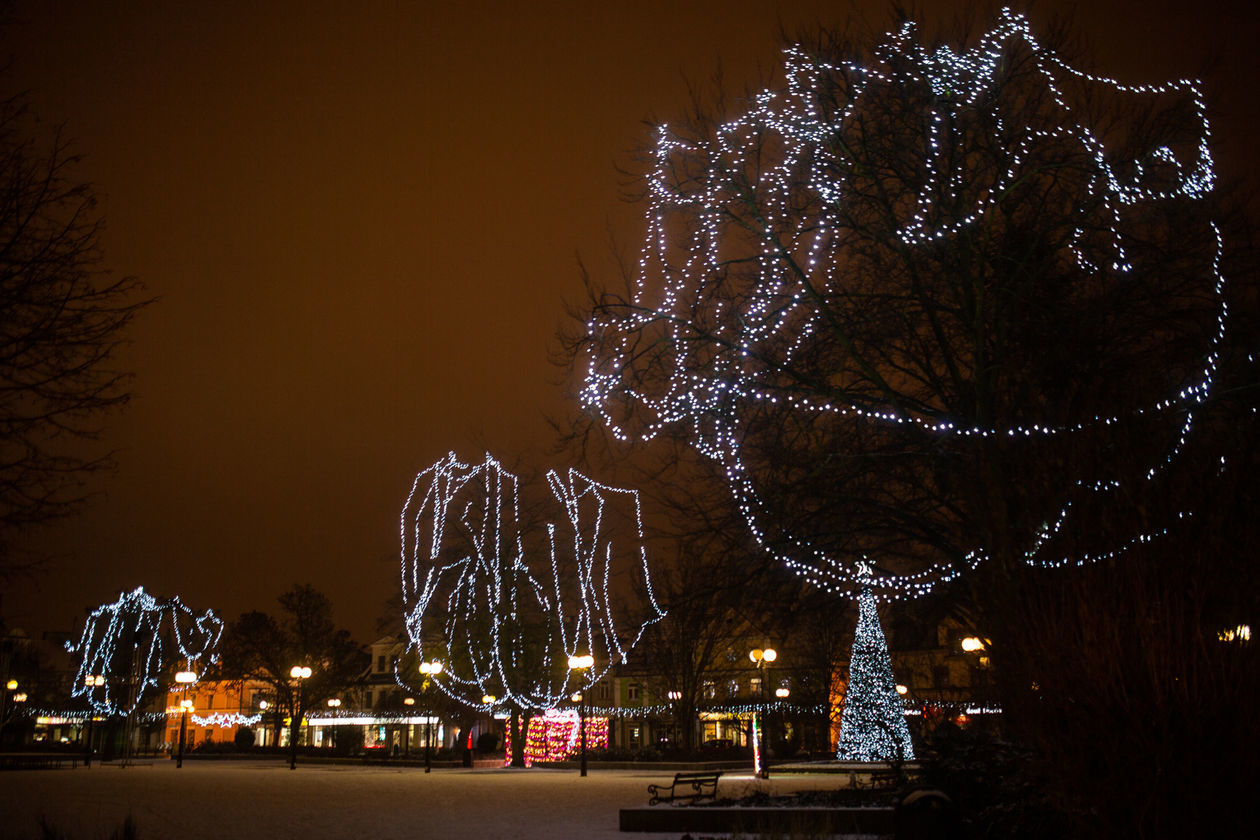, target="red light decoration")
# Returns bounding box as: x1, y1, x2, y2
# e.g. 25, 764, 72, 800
504, 709, 609, 767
